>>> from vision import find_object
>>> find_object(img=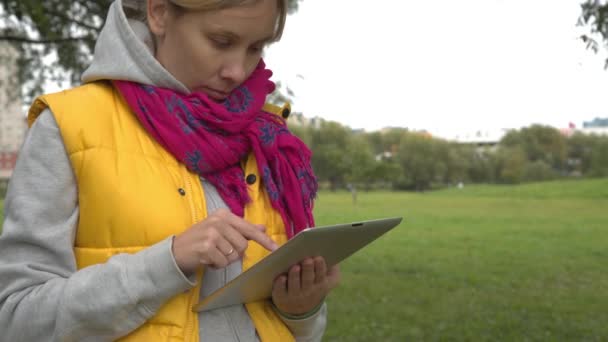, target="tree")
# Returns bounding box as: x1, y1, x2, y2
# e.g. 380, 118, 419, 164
395, 132, 446, 191
441, 142, 471, 185
566, 132, 596, 175
368, 159, 402, 190
309, 121, 351, 190
589, 137, 608, 177
467, 150, 498, 183
287, 122, 311, 146
343, 134, 376, 188
522, 160, 557, 182
500, 125, 567, 172
379, 128, 409, 155
0, 0, 303, 100
579, 0, 608, 67
566, 131, 608, 178
365, 131, 384, 155
496, 146, 527, 184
